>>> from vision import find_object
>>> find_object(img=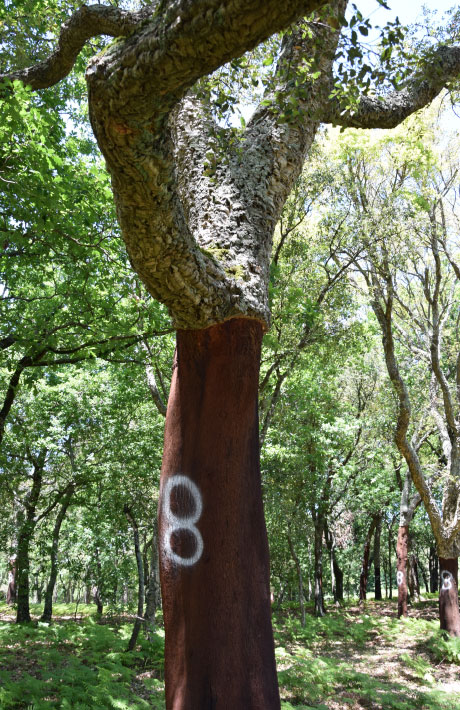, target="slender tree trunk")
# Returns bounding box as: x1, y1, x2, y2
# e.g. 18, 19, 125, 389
383, 557, 388, 599
418, 557, 429, 595
388, 524, 393, 600
429, 546, 439, 593
124, 505, 145, 651
144, 524, 160, 640
16, 520, 37, 622
439, 558, 460, 636
407, 551, 420, 603
6, 555, 17, 605
325, 522, 343, 603
93, 547, 103, 615
287, 532, 305, 626
373, 514, 382, 601
396, 525, 409, 618
313, 517, 326, 617
359, 517, 377, 603
41, 485, 74, 622
158, 319, 280, 710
